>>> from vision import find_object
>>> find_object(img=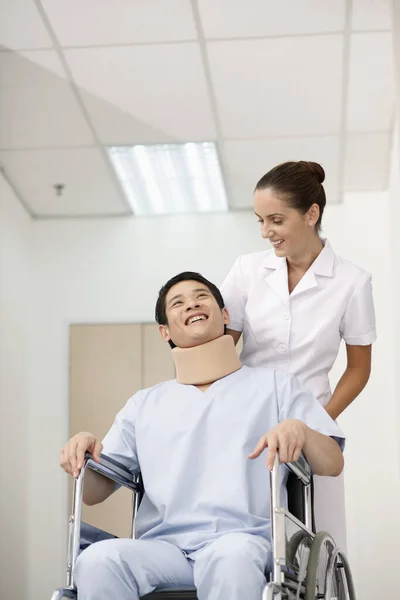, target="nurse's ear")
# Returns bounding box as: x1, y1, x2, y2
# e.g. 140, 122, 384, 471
159, 324, 171, 343
307, 203, 320, 228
